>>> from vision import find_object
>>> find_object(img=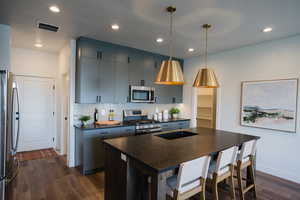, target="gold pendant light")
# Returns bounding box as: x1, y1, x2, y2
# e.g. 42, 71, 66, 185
155, 6, 184, 85
193, 24, 219, 88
